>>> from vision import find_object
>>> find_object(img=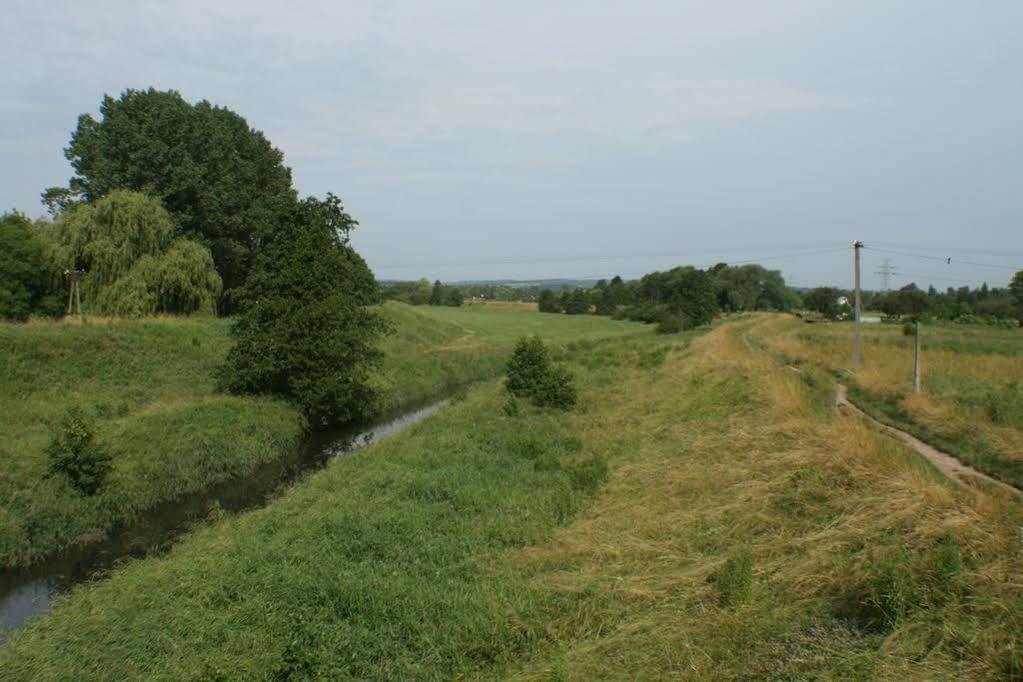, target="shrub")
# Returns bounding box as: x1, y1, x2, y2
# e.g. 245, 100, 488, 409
656, 312, 683, 334
712, 548, 754, 606
533, 365, 578, 410
506, 337, 578, 410
45, 408, 112, 495
506, 336, 552, 398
